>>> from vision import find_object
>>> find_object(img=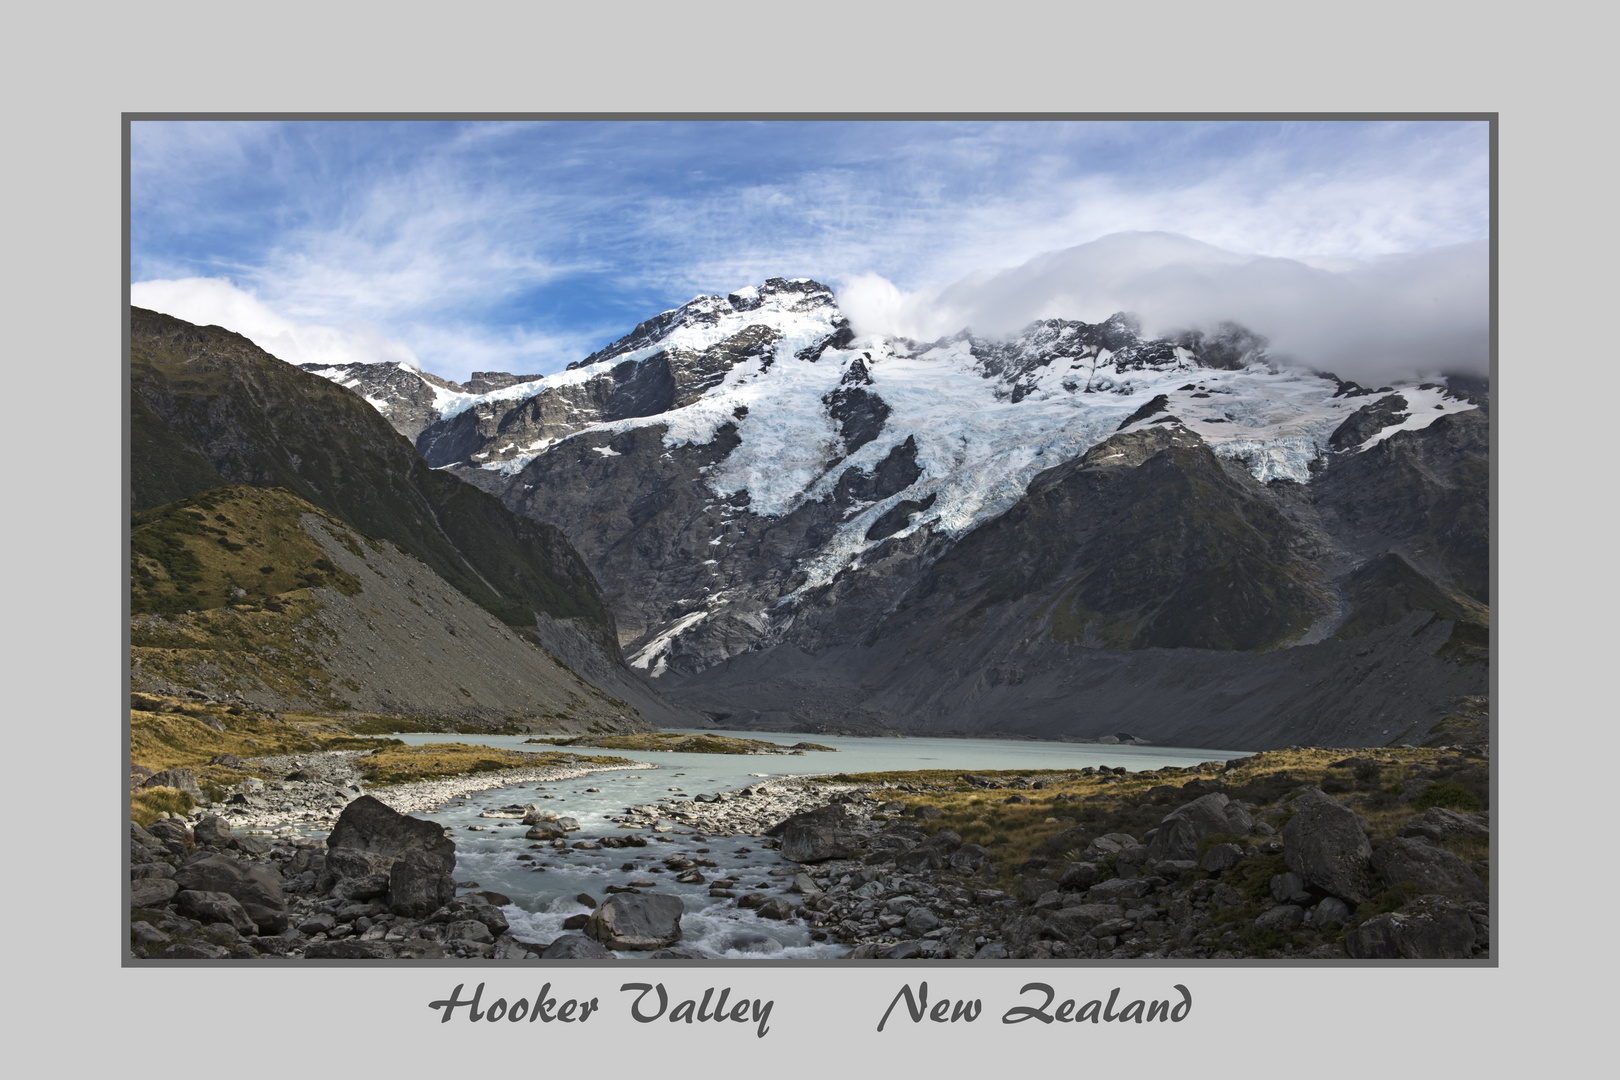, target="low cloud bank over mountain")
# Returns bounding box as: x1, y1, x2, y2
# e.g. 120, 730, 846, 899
840, 231, 1488, 385
136, 231, 1487, 389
